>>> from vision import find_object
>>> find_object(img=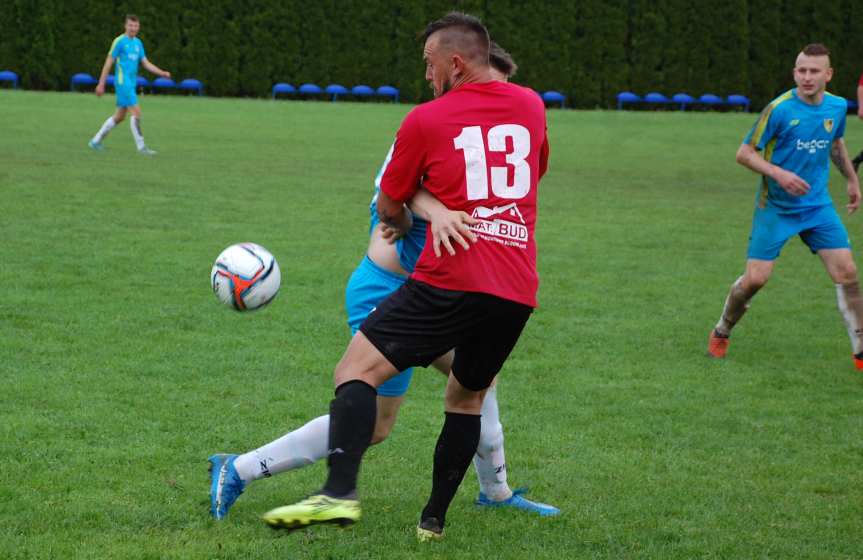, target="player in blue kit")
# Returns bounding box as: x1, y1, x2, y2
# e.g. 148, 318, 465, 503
208, 43, 559, 521
707, 44, 863, 368
88, 14, 171, 155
